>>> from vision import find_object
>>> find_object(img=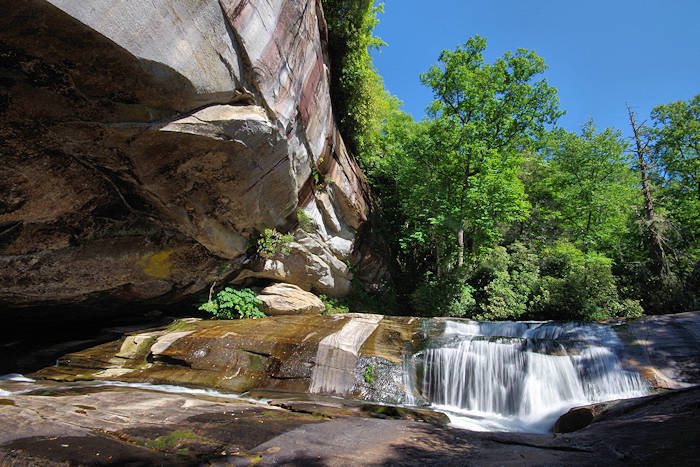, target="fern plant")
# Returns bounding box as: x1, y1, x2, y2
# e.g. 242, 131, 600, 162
198, 287, 266, 320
